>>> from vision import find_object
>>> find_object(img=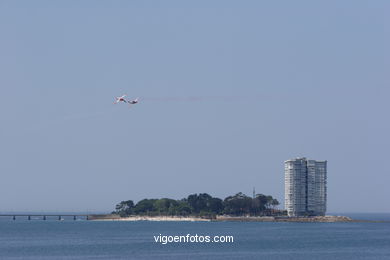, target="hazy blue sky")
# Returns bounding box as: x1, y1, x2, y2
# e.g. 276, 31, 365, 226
0, 1, 387, 212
